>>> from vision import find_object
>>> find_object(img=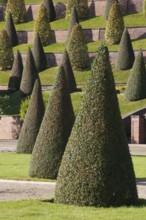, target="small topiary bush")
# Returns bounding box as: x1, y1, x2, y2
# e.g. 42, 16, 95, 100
66, 0, 88, 20
34, 4, 51, 46
0, 95, 10, 115
5, 0, 26, 24
105, 1, 124, 45
0, 29, 14, 70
